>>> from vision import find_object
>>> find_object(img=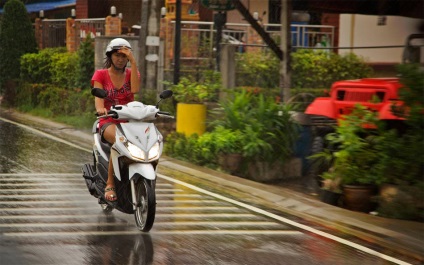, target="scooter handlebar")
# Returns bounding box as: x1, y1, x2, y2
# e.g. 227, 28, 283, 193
156, 111, 174, 119
96, 111, 118, 119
